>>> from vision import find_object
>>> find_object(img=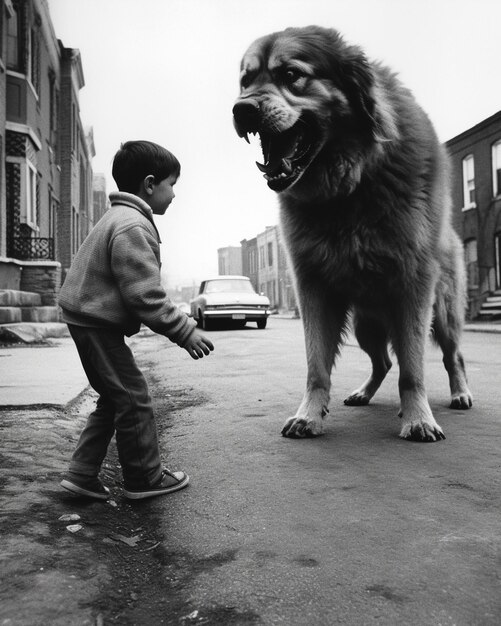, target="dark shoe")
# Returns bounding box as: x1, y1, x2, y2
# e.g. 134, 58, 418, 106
60, 476, 110, 500
123, 468, 190, 500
